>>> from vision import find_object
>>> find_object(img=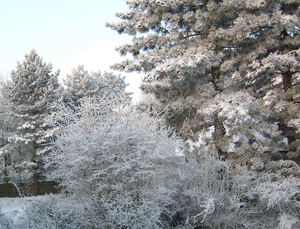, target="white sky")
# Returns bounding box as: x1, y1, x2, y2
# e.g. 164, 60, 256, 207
0, 0, 142, 102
